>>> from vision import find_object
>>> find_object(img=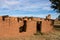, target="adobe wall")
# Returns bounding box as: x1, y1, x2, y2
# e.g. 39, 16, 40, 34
0, 16, 54, 37
41, 19, 53, 33
0, 16, 24, 37
26, 20, 36, 35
